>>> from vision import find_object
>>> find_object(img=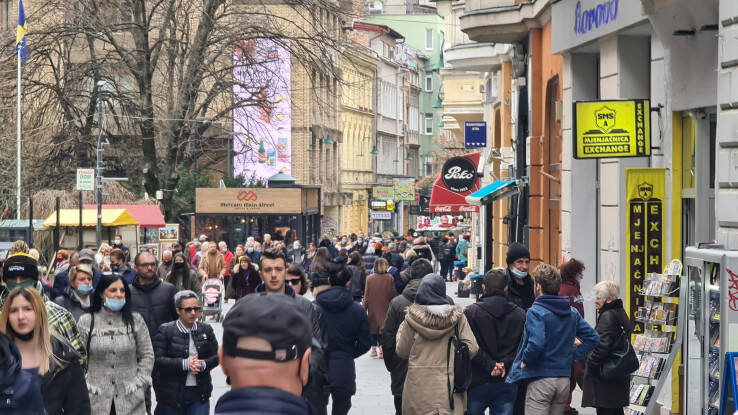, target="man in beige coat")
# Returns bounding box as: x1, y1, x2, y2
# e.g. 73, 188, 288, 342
396, 273, 478, 415
199, 243, 226, 282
